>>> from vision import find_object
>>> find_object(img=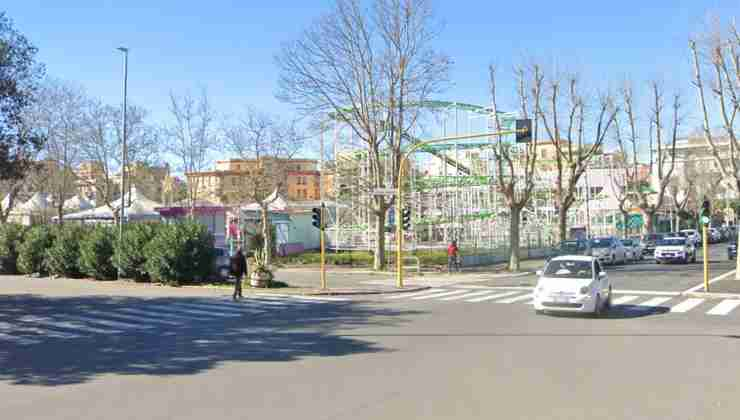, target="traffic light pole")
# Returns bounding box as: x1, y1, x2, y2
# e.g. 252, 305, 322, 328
703, 224, 709, 292
320, 203, 327, 290
394, 126, 529, 289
